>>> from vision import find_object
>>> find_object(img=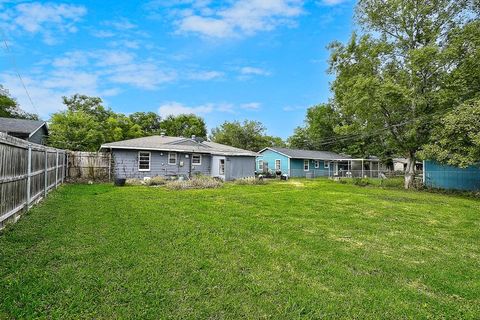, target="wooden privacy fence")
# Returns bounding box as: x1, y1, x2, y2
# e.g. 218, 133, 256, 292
0, 133, 67, 228
67, 151, 112, 181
